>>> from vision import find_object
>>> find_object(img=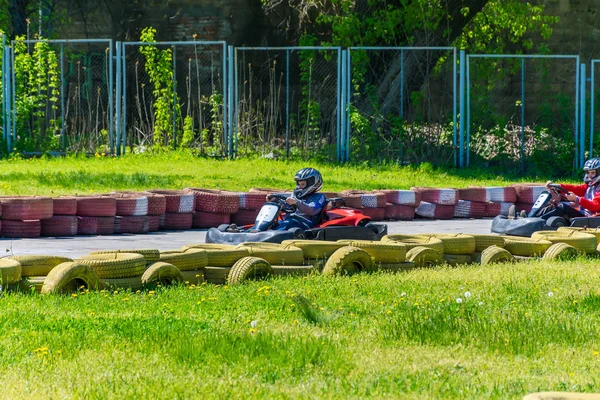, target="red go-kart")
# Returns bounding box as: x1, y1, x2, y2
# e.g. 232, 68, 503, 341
206, 194, 387, 244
